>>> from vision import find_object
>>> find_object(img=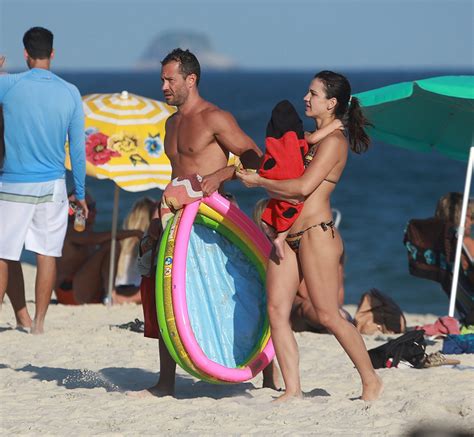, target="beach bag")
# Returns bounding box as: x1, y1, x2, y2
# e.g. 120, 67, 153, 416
354, 289, 407, 335
368, 330, 427, 369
